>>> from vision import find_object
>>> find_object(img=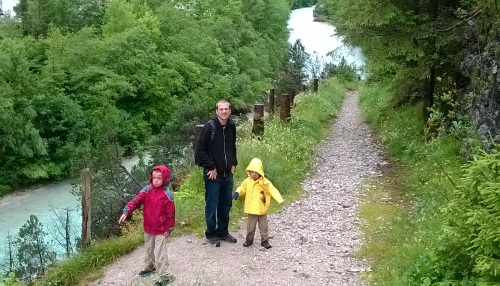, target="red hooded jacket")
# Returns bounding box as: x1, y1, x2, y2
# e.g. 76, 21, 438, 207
122, 165, 175, 235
